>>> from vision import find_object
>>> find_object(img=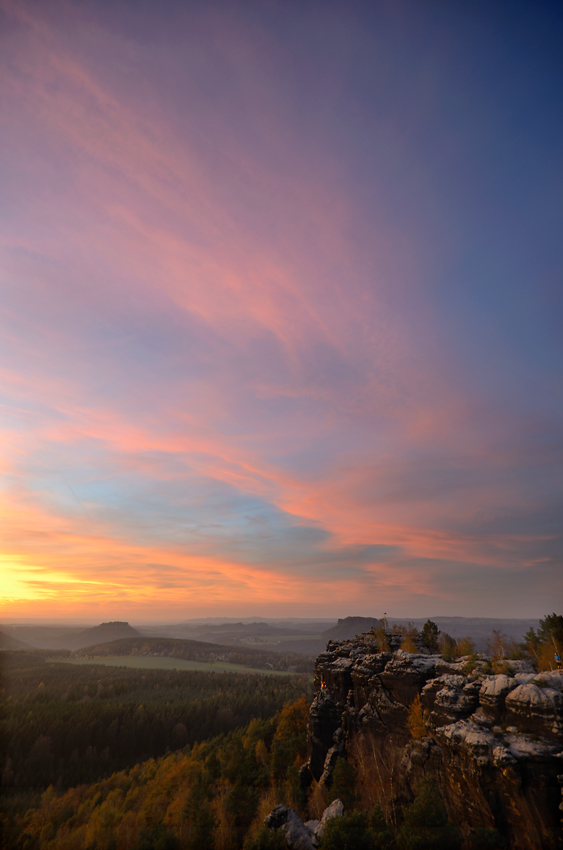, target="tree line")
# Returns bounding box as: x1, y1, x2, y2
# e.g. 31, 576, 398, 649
383, 613, 563, 671
72, 636, 314, 674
